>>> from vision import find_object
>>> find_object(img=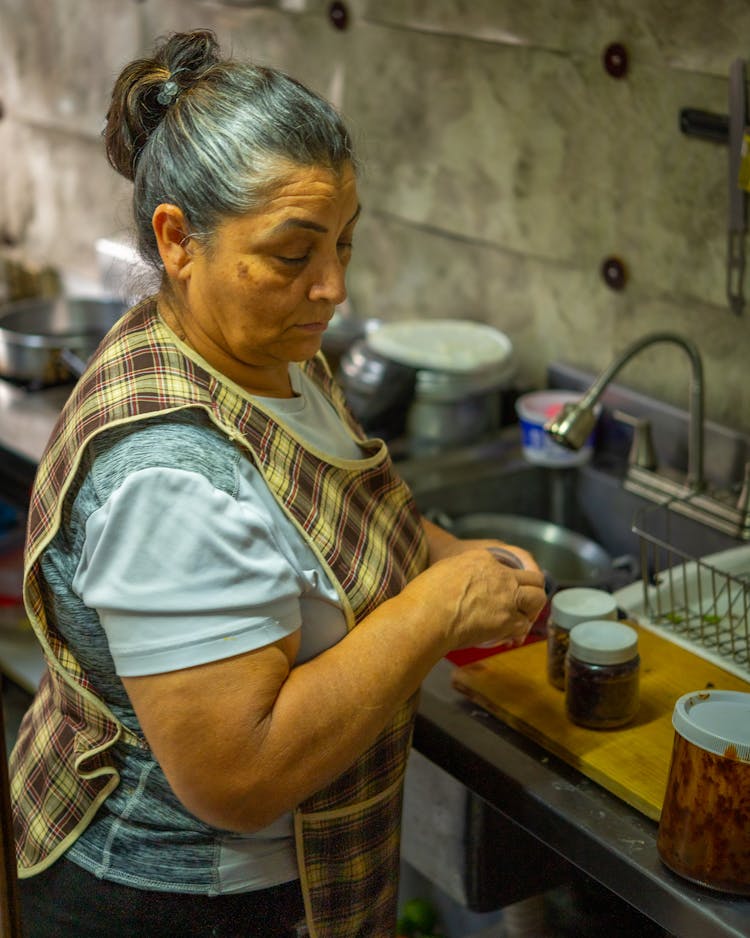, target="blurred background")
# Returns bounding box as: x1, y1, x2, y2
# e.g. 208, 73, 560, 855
0, 0, 748, 435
